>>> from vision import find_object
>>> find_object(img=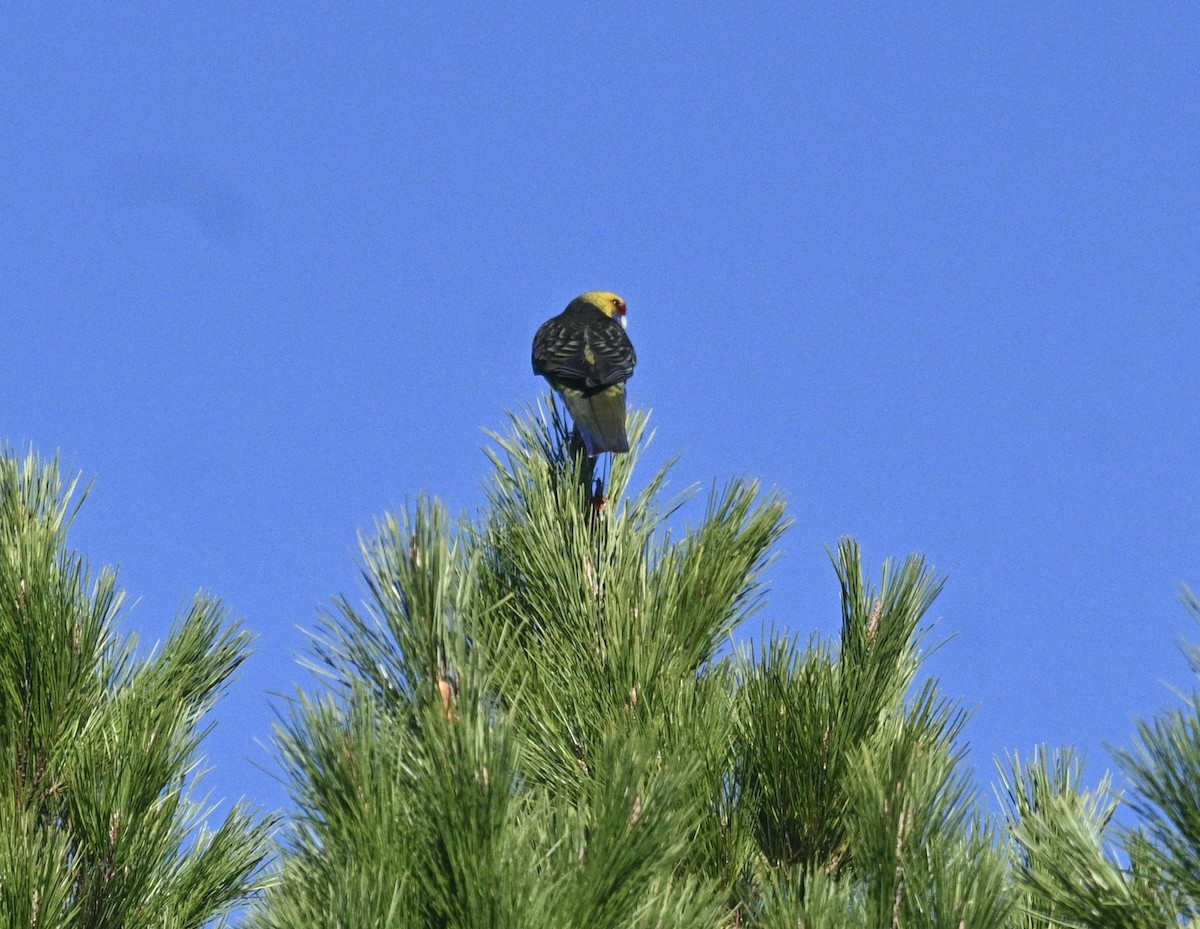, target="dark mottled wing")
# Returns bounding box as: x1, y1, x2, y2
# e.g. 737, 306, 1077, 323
532, 312, 636, 389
